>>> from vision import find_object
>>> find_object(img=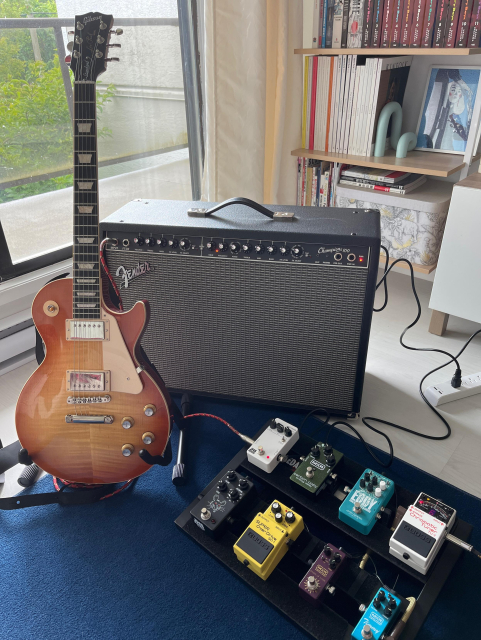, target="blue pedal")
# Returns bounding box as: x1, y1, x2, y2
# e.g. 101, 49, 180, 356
352, 588, 401, 640
339, 469, 394, 535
